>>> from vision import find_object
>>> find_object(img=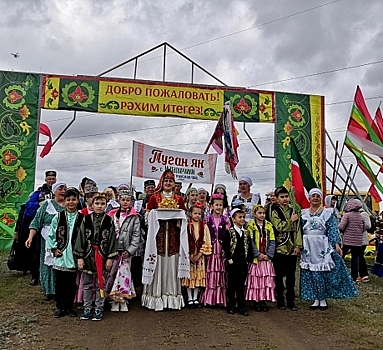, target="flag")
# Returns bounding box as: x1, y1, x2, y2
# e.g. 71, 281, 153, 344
290, 139, 318, 209
222, 102, 239, 178
209, 102, 239, 178
39, 123, 53, 158
369, 184, 382, 203
209, 114, 224, 155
